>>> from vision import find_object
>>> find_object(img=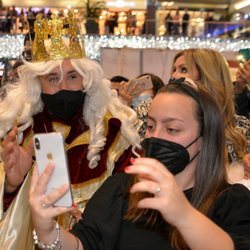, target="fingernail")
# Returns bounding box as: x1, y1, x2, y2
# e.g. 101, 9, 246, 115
130, 157, 135, 163
124, 166, 130, 172
72, 203, 78, 208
